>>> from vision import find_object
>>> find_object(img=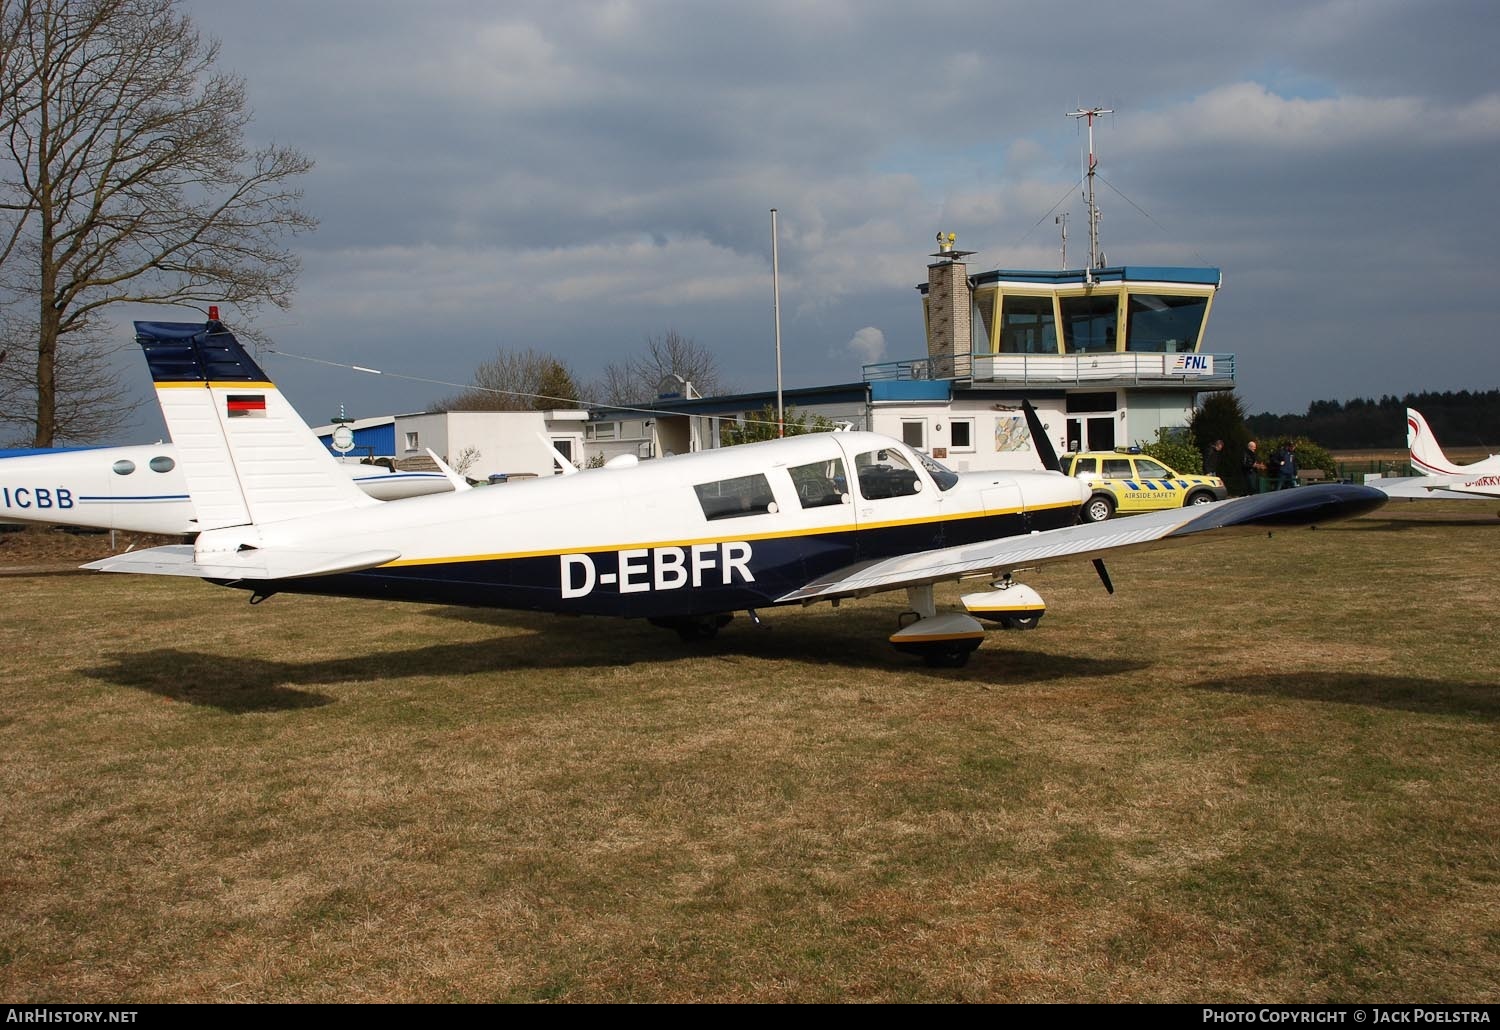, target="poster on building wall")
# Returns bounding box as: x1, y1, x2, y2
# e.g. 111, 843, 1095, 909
994, 416, 1032, 452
